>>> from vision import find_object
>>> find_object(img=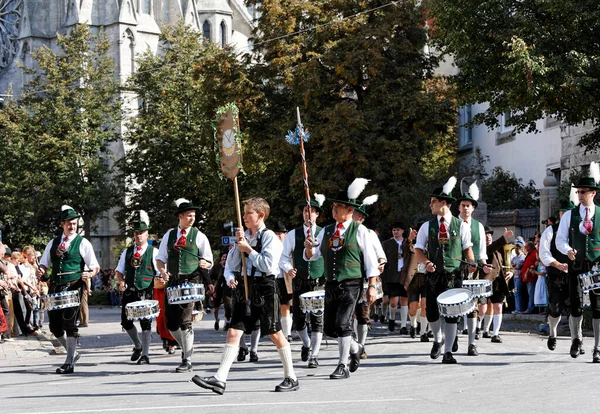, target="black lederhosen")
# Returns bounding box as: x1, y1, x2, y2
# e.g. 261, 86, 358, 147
324, 279, 362, 338
48, 279, 83, 338
165, 269, 208, 332
426, 270, 462, 324
489, 276, 510, 304
354, 293, 370, 326
121, 287, 154, 331
408, 273, 426, 303
292, 277, 324, 332
547, 267, 570, 318
569, 259, 600, 318
230, 274, 280, 336
277, 278, 293, 305
213, 273, 232, 320
383, 281, 408, 298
